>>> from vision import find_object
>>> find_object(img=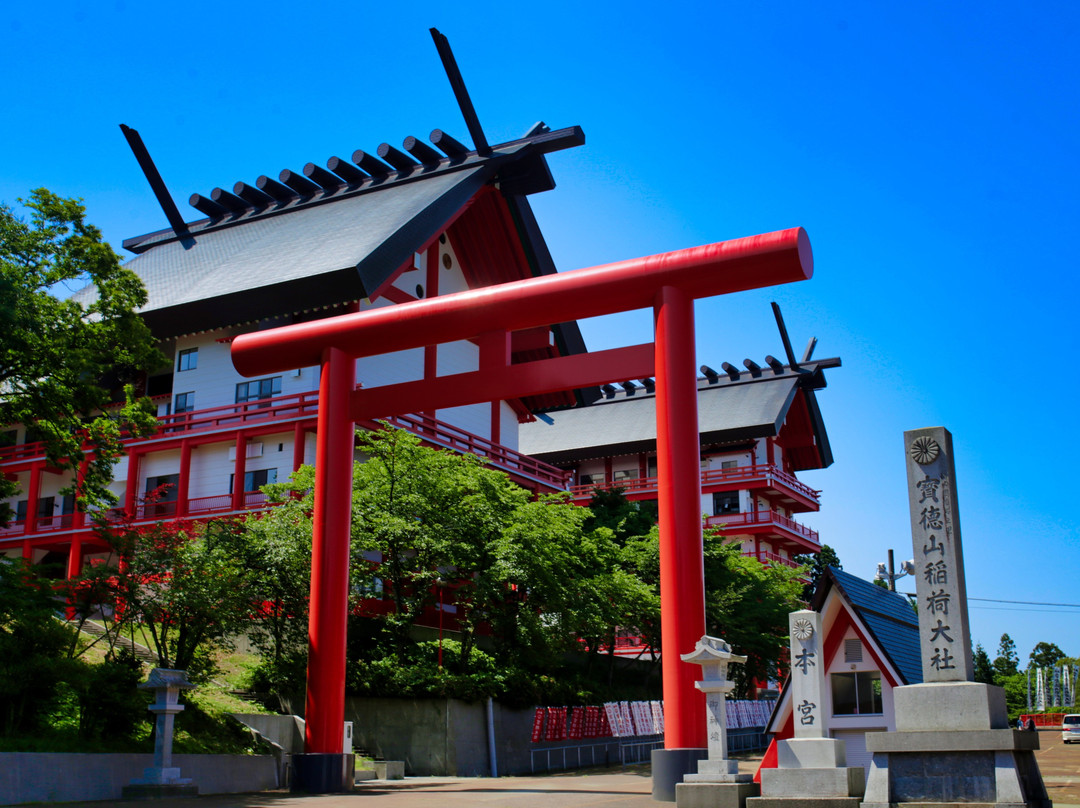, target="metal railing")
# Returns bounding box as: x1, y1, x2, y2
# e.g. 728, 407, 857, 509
528, 735, 663, 773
